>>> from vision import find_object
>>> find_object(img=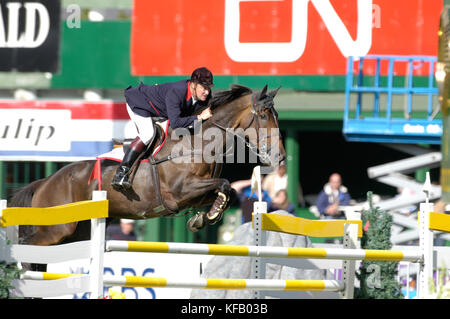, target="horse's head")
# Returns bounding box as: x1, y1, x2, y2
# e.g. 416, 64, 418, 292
245, 84, 286, 167
206, 84, 285, 167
